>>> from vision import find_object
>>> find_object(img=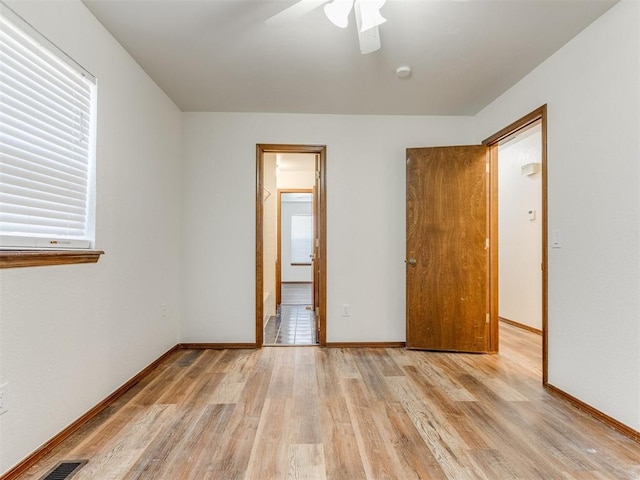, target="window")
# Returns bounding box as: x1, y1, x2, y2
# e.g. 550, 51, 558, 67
291, 214, 313, 265
0, 3, 97, 251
